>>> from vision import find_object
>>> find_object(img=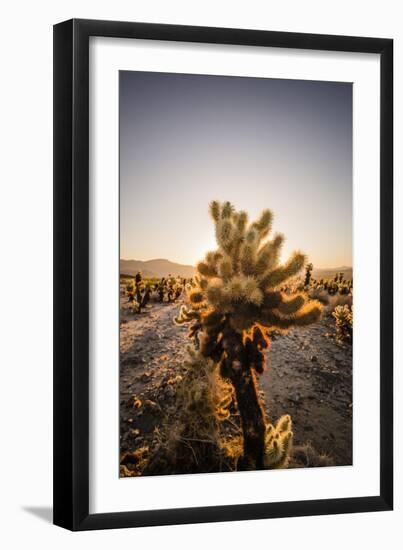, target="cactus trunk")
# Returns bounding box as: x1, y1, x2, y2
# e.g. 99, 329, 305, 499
228, 363, 266, 470
221, 328, 267, 470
